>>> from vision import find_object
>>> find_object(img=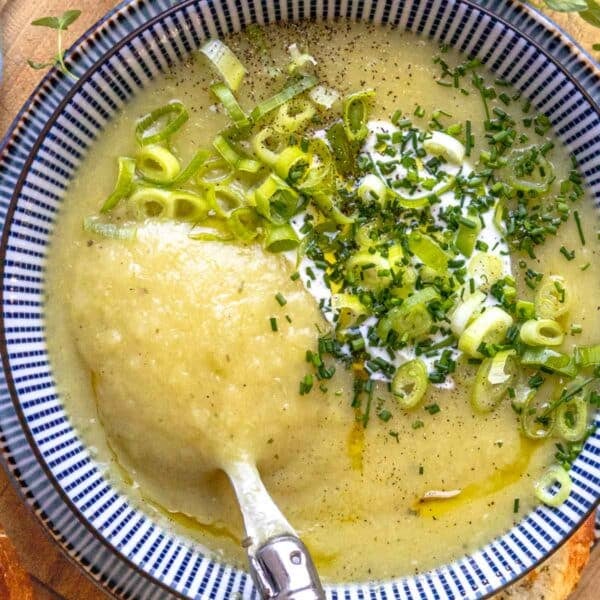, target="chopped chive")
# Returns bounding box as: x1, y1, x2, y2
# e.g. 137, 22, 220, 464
412, 419, 424, 430
559, 246, 575, 261
580, 262, 591, 271
290, 271, 300, 281
513, 498, 520, 513
270, 317, 278, 332
299, 374, 313, 395
275, 292, 287, 306
378, 409, 392, 422
285, 315, 292, 323
465, 120, 472, 156
419, 465, 424, 475
573, 210, 585, 246
424, 403, 440, 415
